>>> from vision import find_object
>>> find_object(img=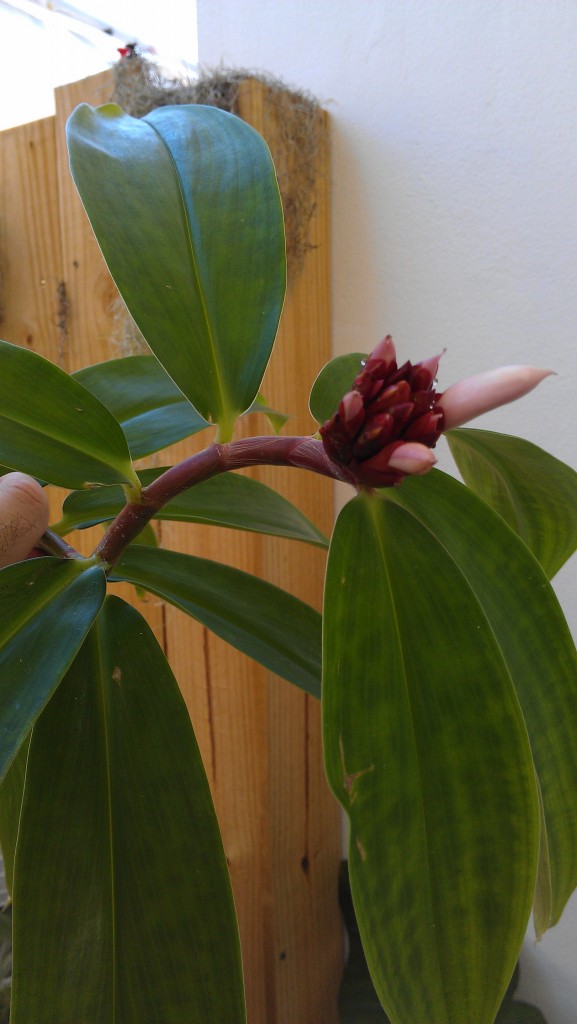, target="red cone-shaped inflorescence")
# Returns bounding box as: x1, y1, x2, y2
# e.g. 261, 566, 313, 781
320, 336, 444, 487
